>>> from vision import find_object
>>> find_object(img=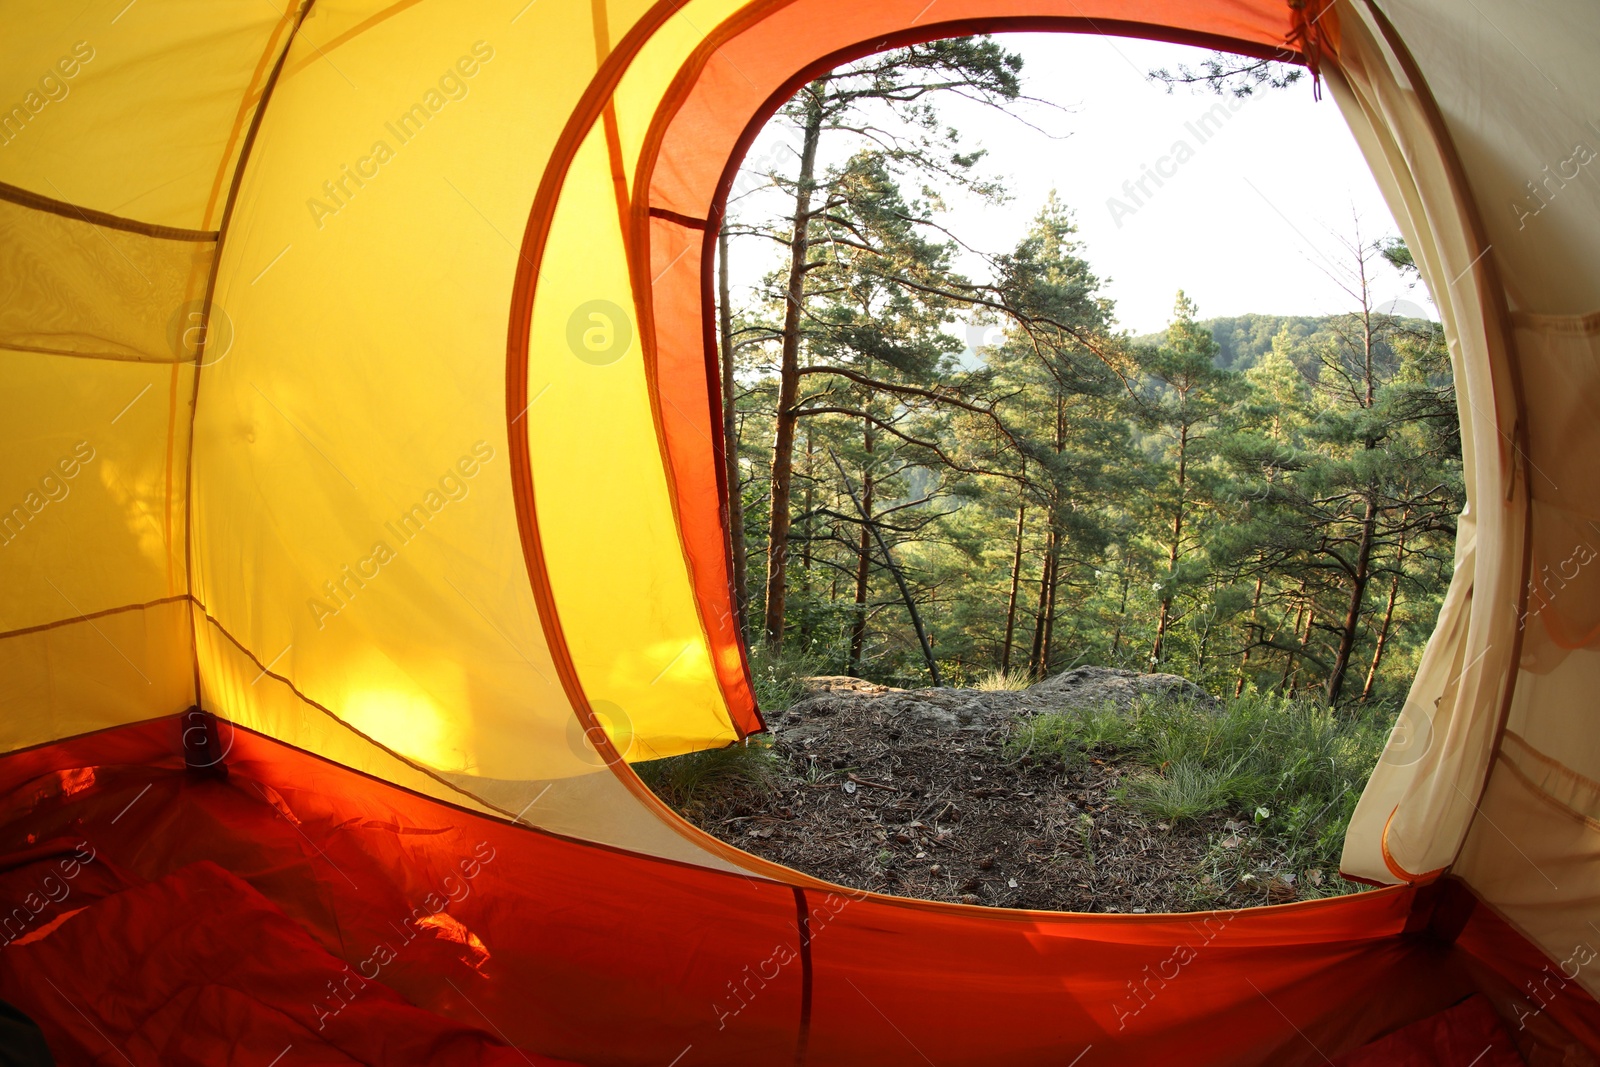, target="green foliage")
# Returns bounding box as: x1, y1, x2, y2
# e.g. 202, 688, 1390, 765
1005, 691, 1389, 893
727, 51, 1460, 710
1006, 701, 1135, 765
745, 644, 820, 715
1147, 51, 1305, 98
